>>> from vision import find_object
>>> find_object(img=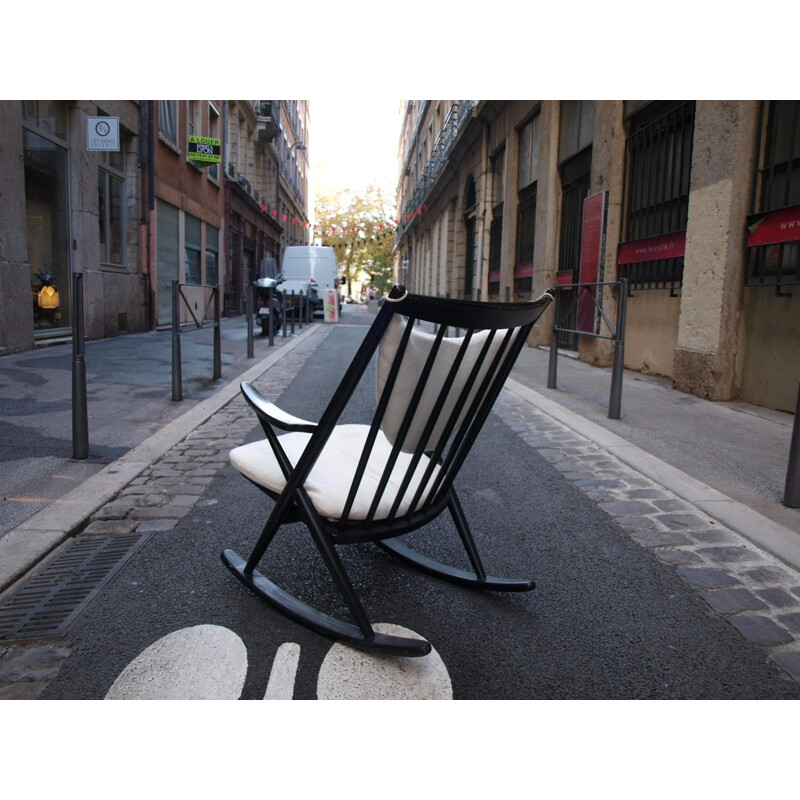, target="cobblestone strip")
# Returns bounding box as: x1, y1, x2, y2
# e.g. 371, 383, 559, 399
0, 327, 333, 699
494, 390, 800, 684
